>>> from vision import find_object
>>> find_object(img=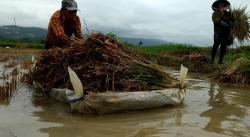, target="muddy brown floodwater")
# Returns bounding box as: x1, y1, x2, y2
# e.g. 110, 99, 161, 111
0, 50, 250, 137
